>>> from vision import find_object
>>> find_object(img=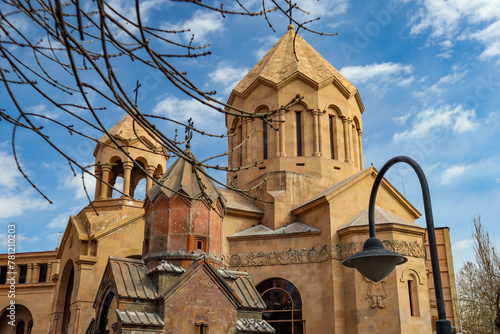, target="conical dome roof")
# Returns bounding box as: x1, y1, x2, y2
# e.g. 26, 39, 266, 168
146, 149, 226, 212
98, 114, 161, 147
233, 25, 357, 95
